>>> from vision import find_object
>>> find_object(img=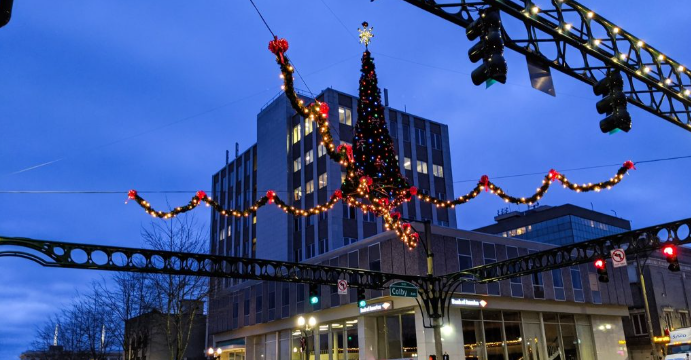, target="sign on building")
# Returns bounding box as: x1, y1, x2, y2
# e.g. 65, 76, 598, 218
337, 280, 348, 295
359, 301, 393, 314
451, 298, 488, 308
610, 249, 627, 268
390, 281, 418, 298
